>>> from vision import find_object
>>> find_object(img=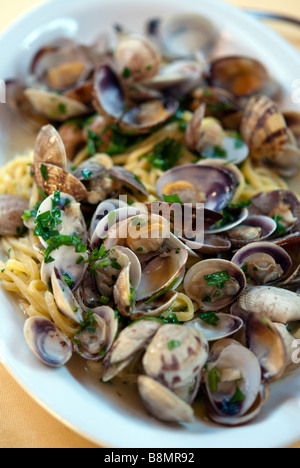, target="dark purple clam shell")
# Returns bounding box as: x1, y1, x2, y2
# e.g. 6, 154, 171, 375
276, 233, 300, 287
110, 166, 149, 196
156, 164, 237, 212
248, 190, 299, 234
232, 241, 292, 285
228, 215, 277, 249
93, 63, 126, 120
